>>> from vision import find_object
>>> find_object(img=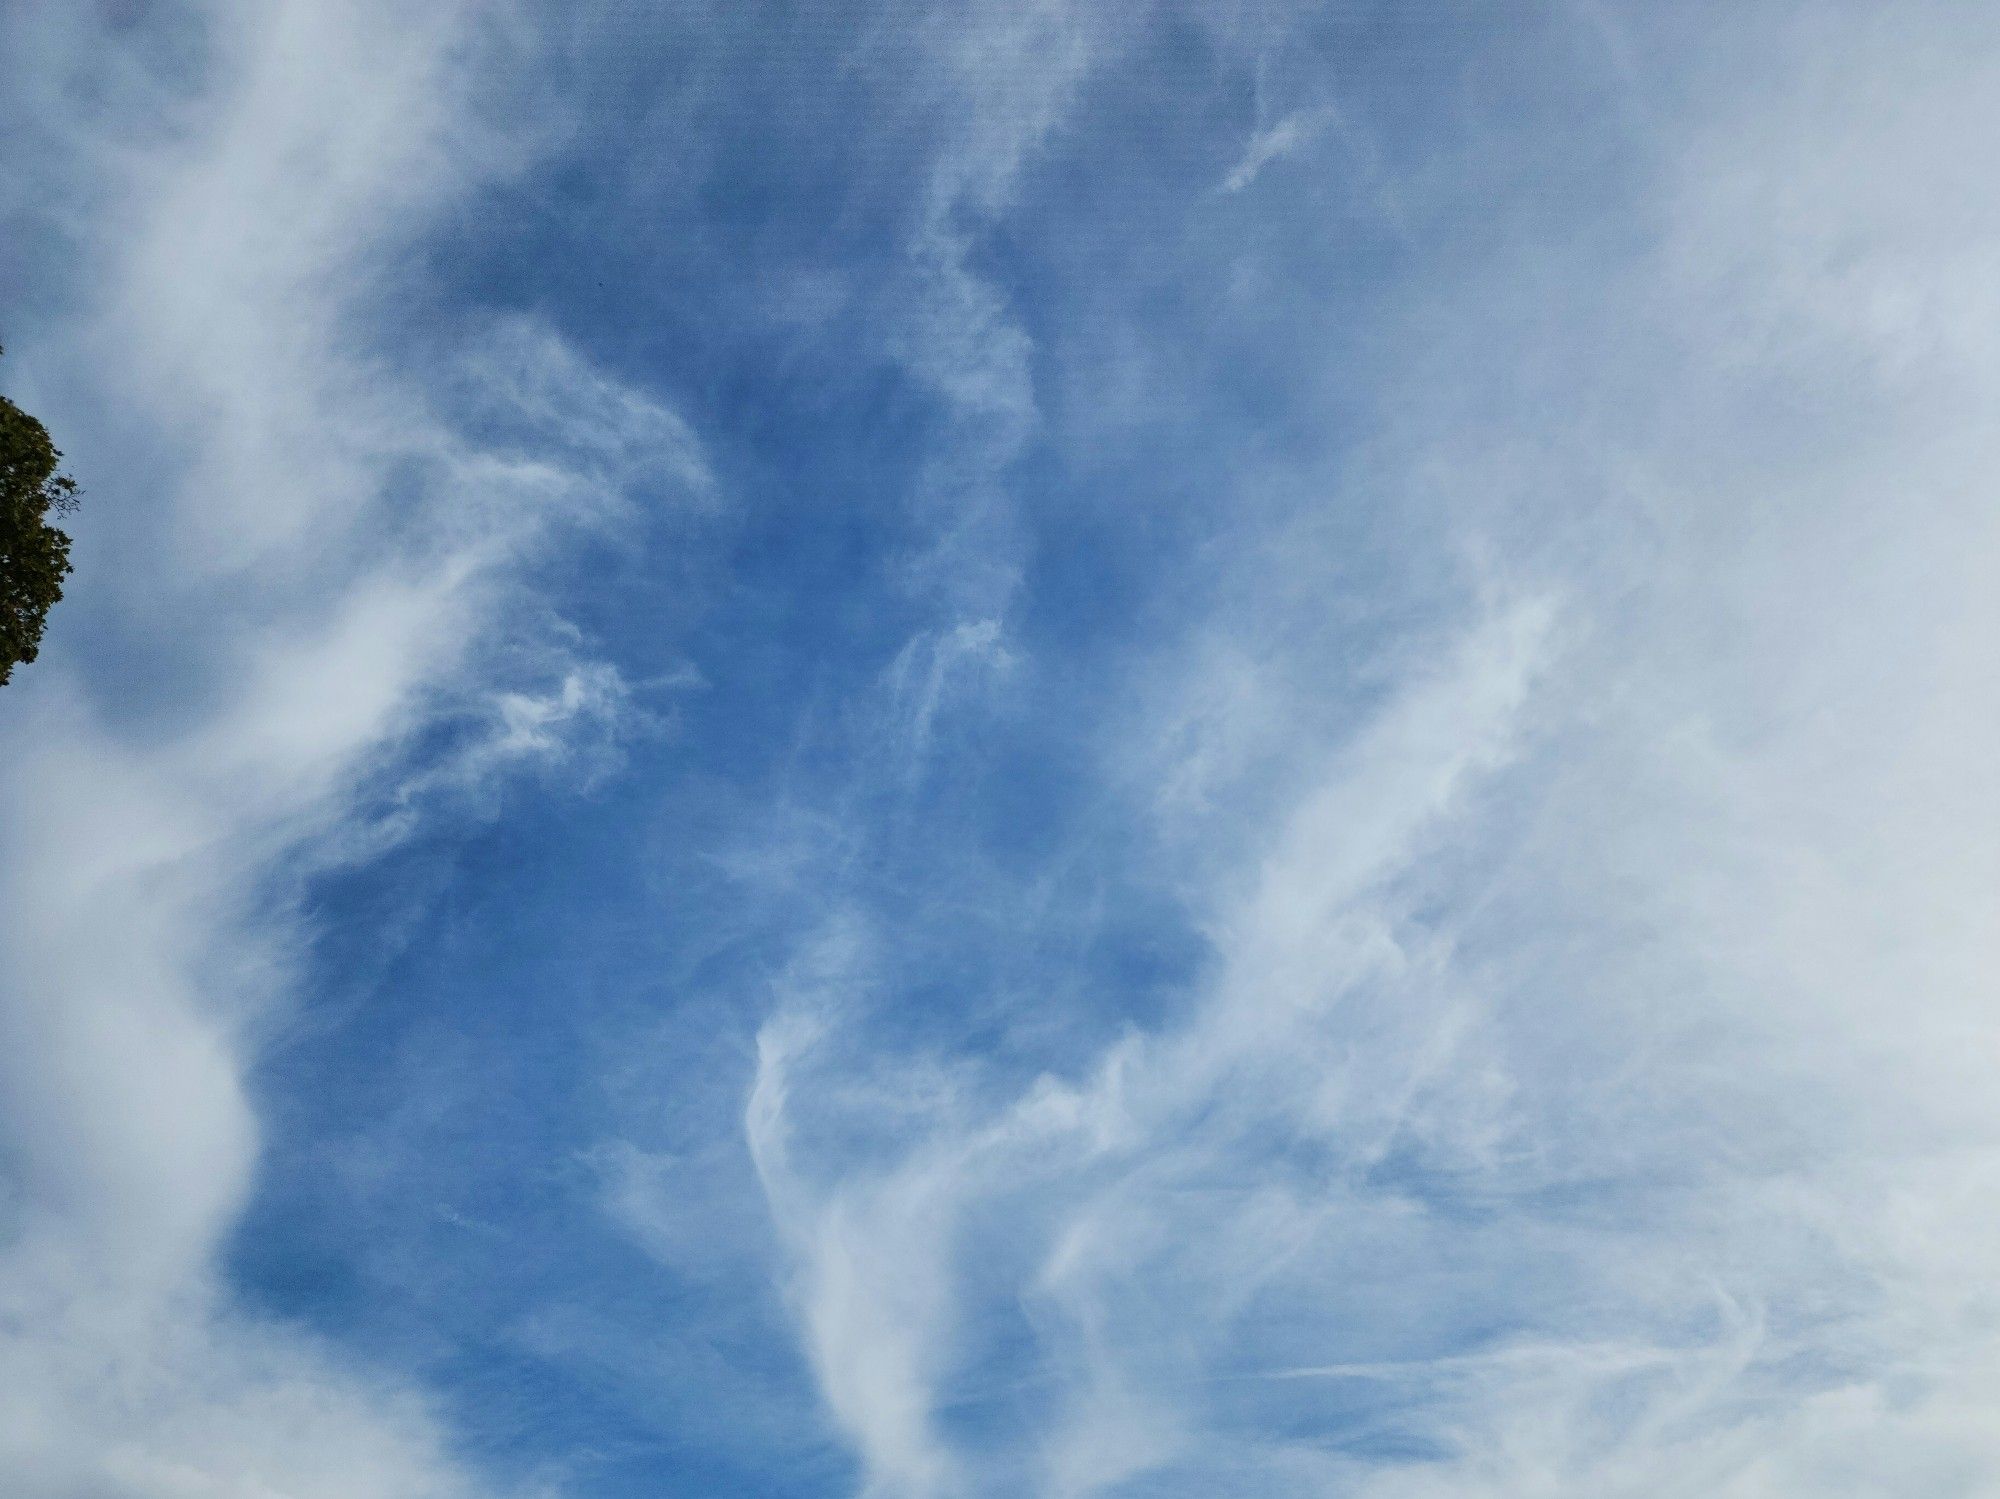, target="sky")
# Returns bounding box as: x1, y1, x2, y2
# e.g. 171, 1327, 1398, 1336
2, 2, 1998, 1496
